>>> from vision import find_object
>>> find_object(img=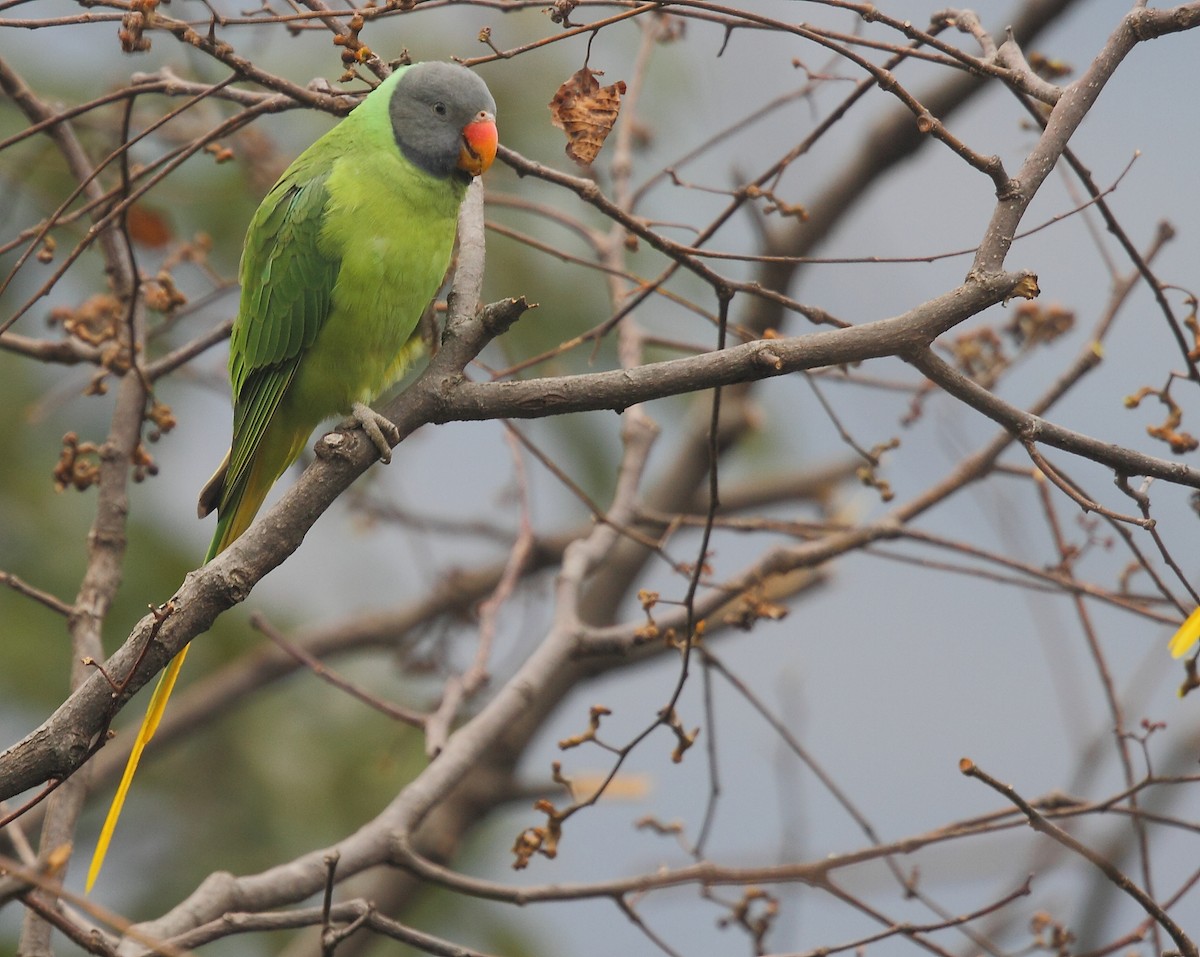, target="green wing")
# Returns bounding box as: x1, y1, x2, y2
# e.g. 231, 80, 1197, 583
221, 160, 341, 517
